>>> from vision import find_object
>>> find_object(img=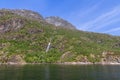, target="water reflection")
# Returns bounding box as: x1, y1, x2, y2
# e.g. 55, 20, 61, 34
45, 65, 50, 80
0, 64, 120, 80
